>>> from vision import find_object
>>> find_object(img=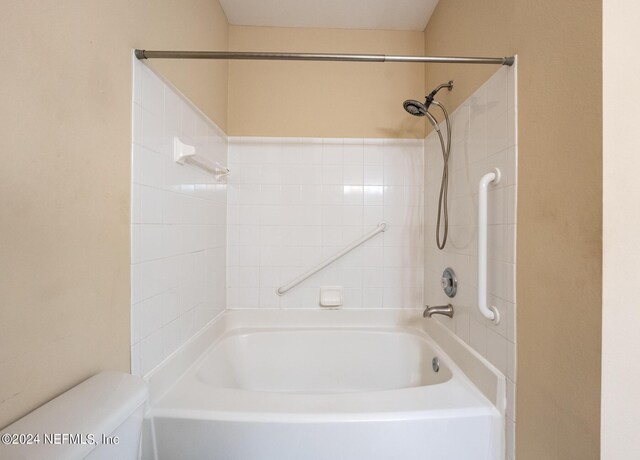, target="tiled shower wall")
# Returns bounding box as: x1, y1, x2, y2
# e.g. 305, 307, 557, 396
227, 137, 424, 309
130, 59, 227, 375
424, 65, 517, 458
